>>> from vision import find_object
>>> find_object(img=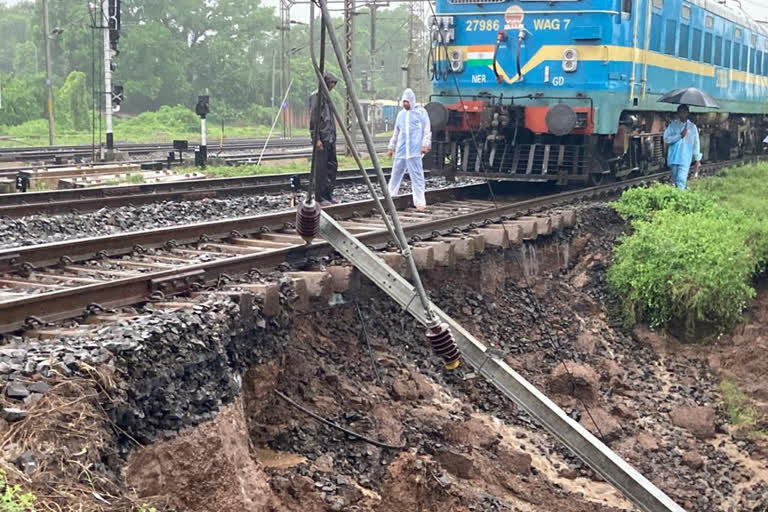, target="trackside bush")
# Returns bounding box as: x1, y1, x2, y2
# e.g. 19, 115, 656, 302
611, 183, 716, 223
608, 167, 768, 339
608, 208, 758, 331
